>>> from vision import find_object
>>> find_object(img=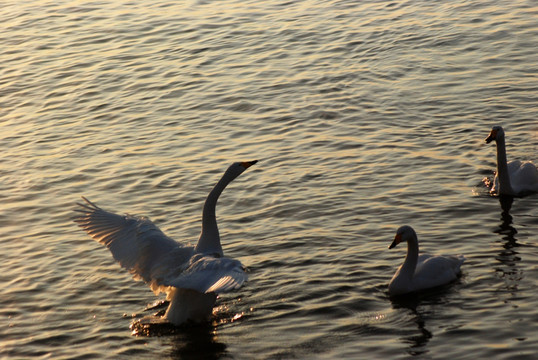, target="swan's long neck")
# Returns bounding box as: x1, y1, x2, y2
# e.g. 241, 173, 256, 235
195, 171, 234, 256
495, 135, 515, 195
401, 236, 419, 279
